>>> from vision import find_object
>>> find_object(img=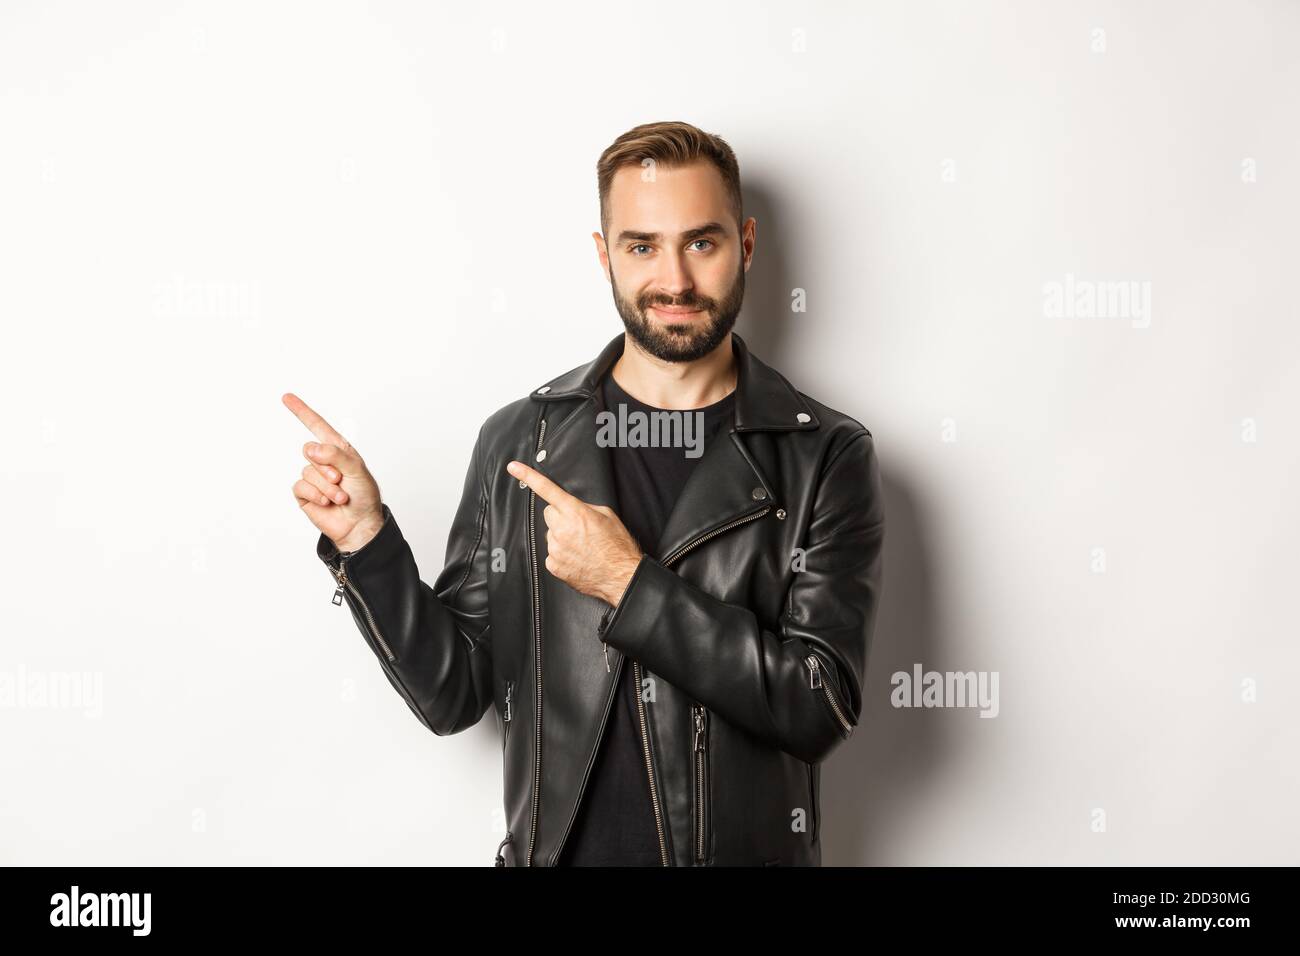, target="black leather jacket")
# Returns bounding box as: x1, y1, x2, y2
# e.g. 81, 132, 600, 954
316, 331, 885, 866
